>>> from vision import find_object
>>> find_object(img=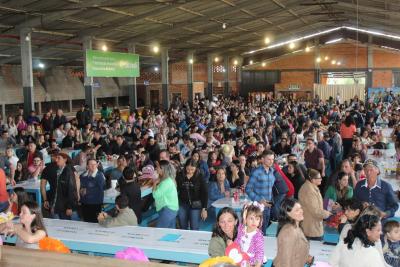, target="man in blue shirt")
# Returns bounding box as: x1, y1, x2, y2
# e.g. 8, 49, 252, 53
354, 159, 398, 219
246, 150, 275, 234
